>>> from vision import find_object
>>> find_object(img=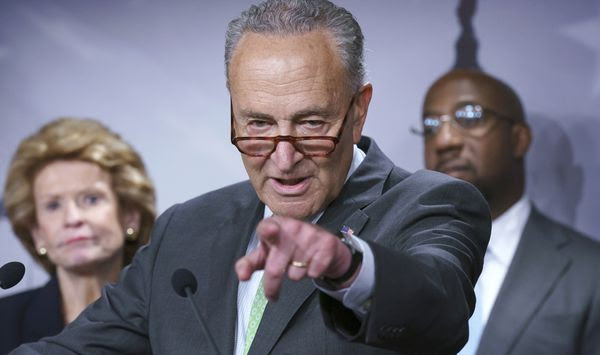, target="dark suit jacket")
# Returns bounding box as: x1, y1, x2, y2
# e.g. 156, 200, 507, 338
0, 277, 63, 354
14, 137, 491, 354
477, 208, 600, 355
